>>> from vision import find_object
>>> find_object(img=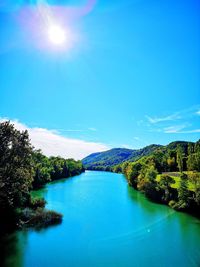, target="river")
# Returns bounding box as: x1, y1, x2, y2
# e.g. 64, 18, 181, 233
2, 171, 200, 267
